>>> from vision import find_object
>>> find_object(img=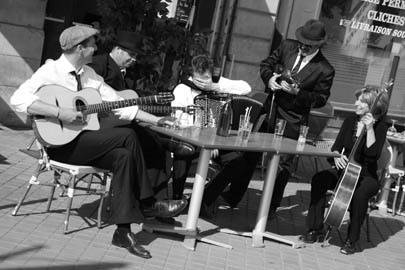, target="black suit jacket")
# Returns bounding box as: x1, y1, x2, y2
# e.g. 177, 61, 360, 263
89, 54, 127, 91
260, 39, 335, 118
